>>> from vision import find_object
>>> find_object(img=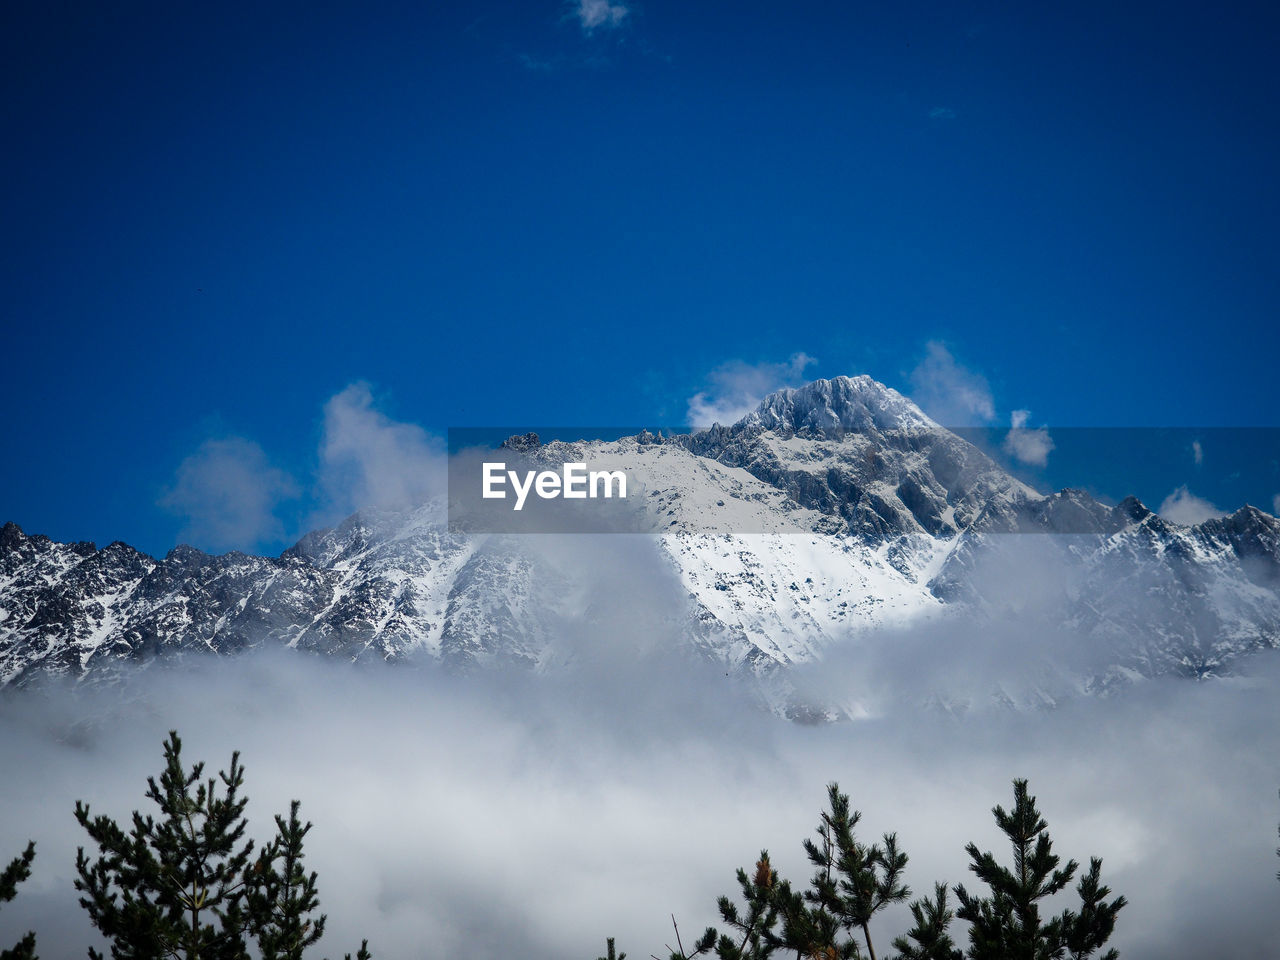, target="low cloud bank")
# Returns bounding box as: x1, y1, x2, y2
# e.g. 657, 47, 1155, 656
1, 644, 1278, 960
